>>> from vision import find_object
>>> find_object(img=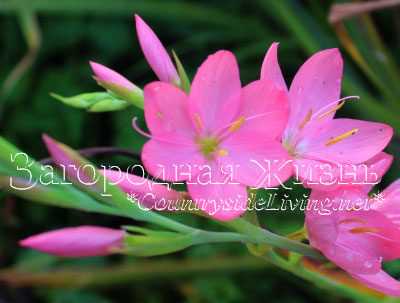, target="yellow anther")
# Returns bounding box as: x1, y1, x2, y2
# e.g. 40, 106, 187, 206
349, 227, 380, 234
157, 112, 163, 118
346, 206, 362, 212
217, 149, 228, 156
194, 114, 202, 130
298, 109, 313, 130
339, 218, 367, 225
325, 128, 359, 146
229, 116, 246, 132
318, 101, 345, 120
